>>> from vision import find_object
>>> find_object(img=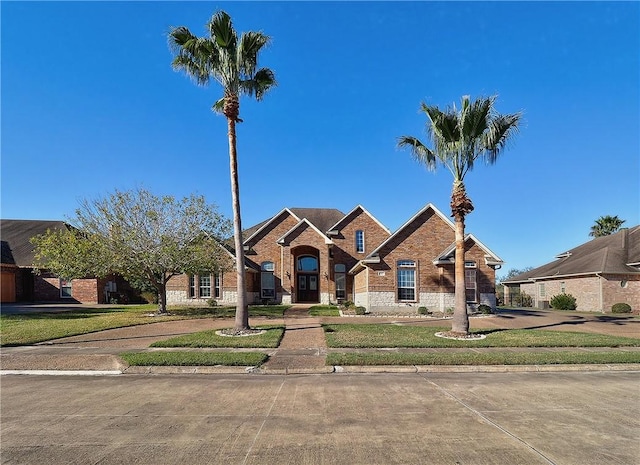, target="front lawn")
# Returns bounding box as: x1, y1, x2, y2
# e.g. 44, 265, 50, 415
150, 325, 285, 348
309, 305, 341, 317
0, 305, 289, 346
328, 351, 640, 366
120, 351, 268, 367
323, 324, 640, 348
